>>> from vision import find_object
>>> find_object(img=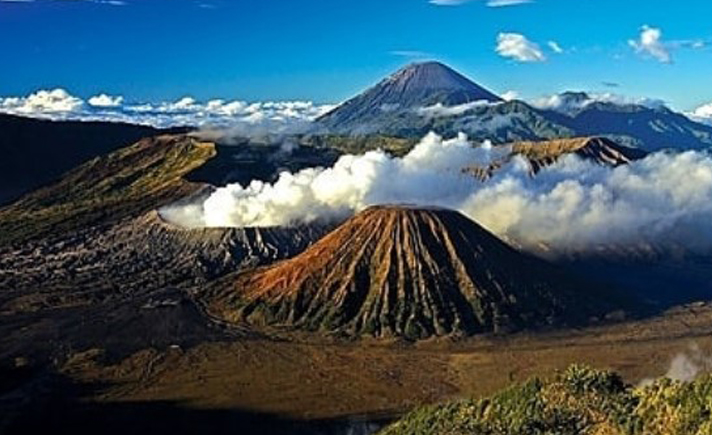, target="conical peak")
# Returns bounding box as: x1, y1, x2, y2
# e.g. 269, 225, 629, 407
394, 61, 453, 77
203, 203, 619, 339
335, 204, 497, 244
384, 61, 499, 98
354, 204, 462, 223
315, 62, 502, 131
559, 91, 591, 102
